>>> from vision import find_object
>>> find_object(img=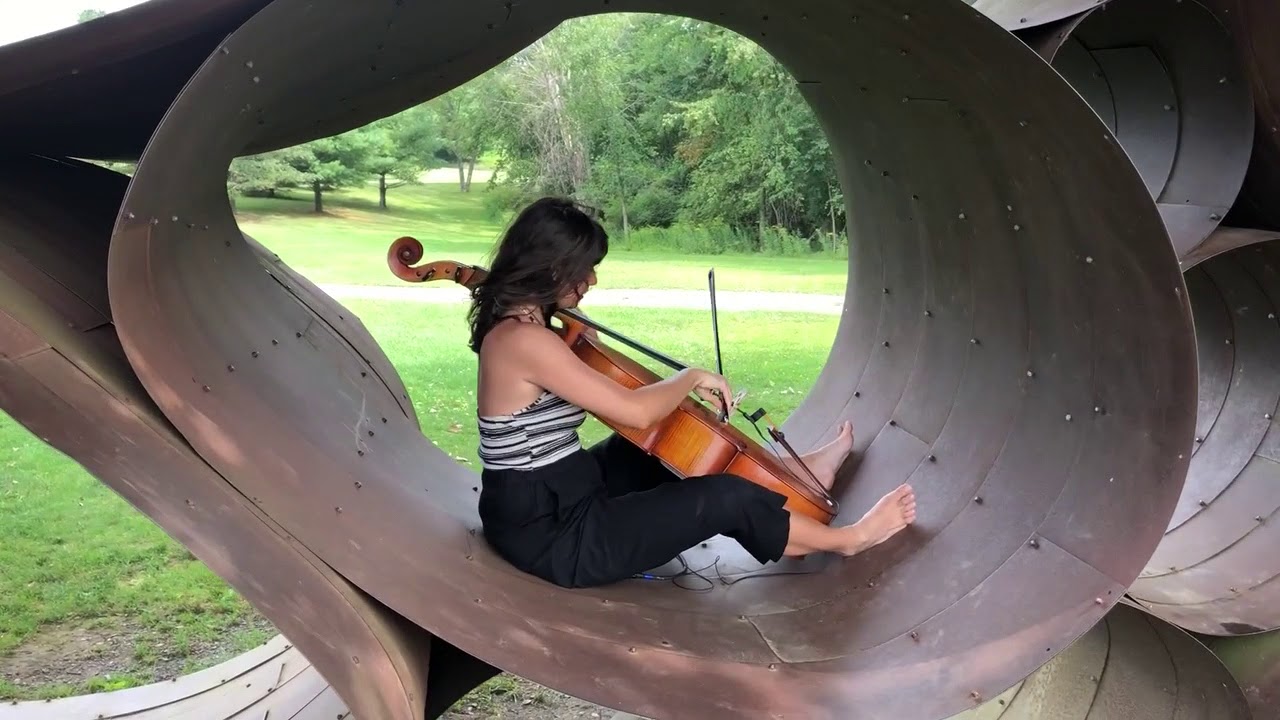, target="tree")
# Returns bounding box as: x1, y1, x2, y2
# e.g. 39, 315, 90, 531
227, 147, 313, 198
77, 9, 106, 23
359, 110, 440, 210
427, 69, 504, 192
